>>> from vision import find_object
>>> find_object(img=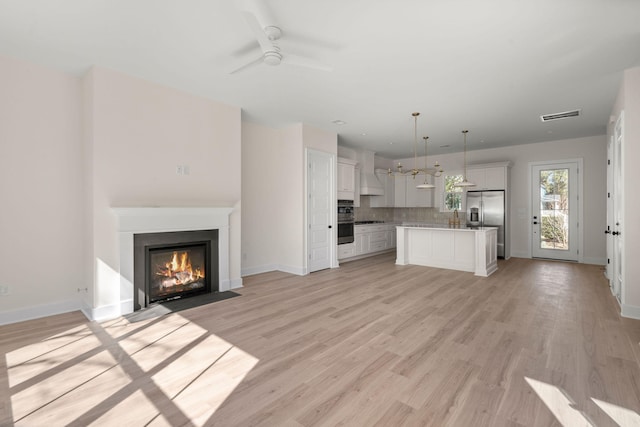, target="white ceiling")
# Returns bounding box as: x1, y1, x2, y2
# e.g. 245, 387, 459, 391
1, 0, 638, 158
